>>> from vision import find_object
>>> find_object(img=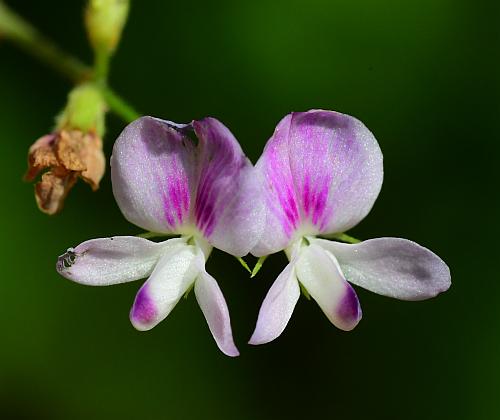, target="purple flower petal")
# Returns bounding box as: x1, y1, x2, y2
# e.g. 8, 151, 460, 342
252, 115, 300, 256
312, 237, 451, 300
191, 118, 265, 256
253, 110, 383, 255
56, 236, 185, 286
130, 244, 201, 331
295, 243, 362, 331
111, 117, 197, 233
249, 259, 301, 345
111, 116, 264, 256
194, 269, 239, 357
